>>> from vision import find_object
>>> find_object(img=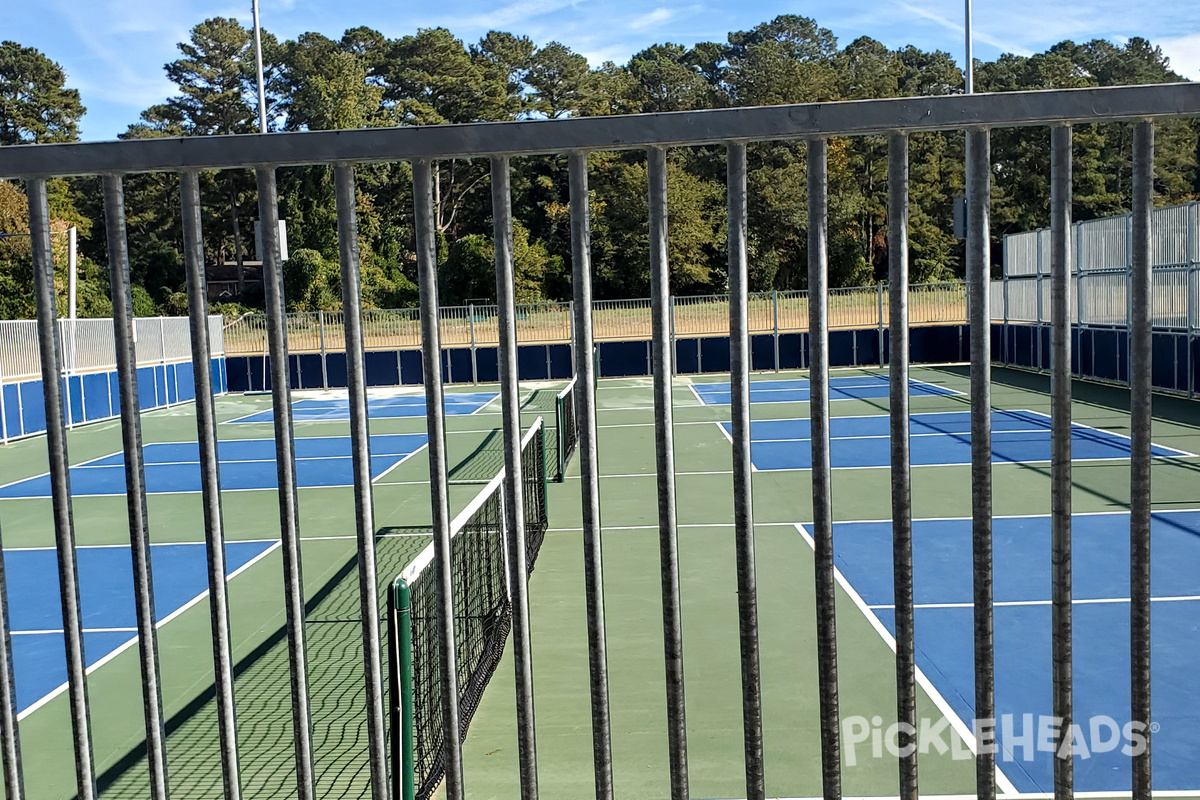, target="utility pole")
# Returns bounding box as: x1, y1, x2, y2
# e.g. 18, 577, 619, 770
252, 0, 268, 134
964, 0, 974, 93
